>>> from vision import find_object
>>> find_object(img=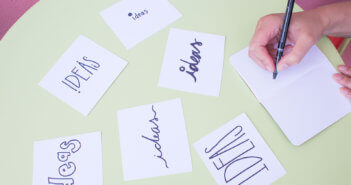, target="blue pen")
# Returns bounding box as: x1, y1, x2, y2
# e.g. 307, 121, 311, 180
273, 0, 295, 79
